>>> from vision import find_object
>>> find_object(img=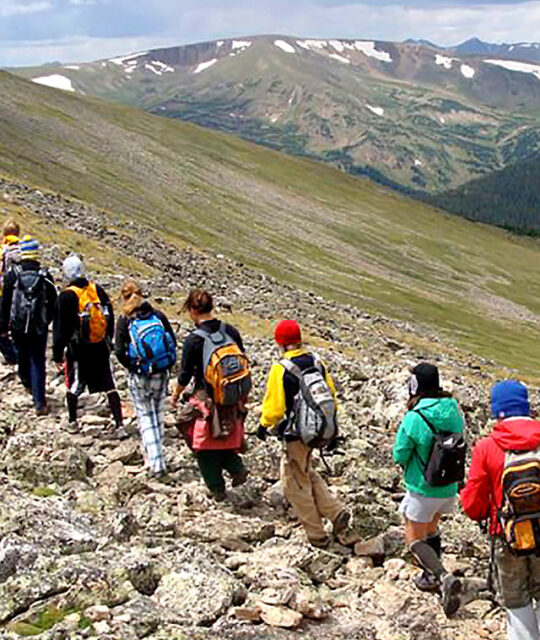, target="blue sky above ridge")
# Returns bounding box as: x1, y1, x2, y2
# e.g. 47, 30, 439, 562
1, 0, 540, 66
